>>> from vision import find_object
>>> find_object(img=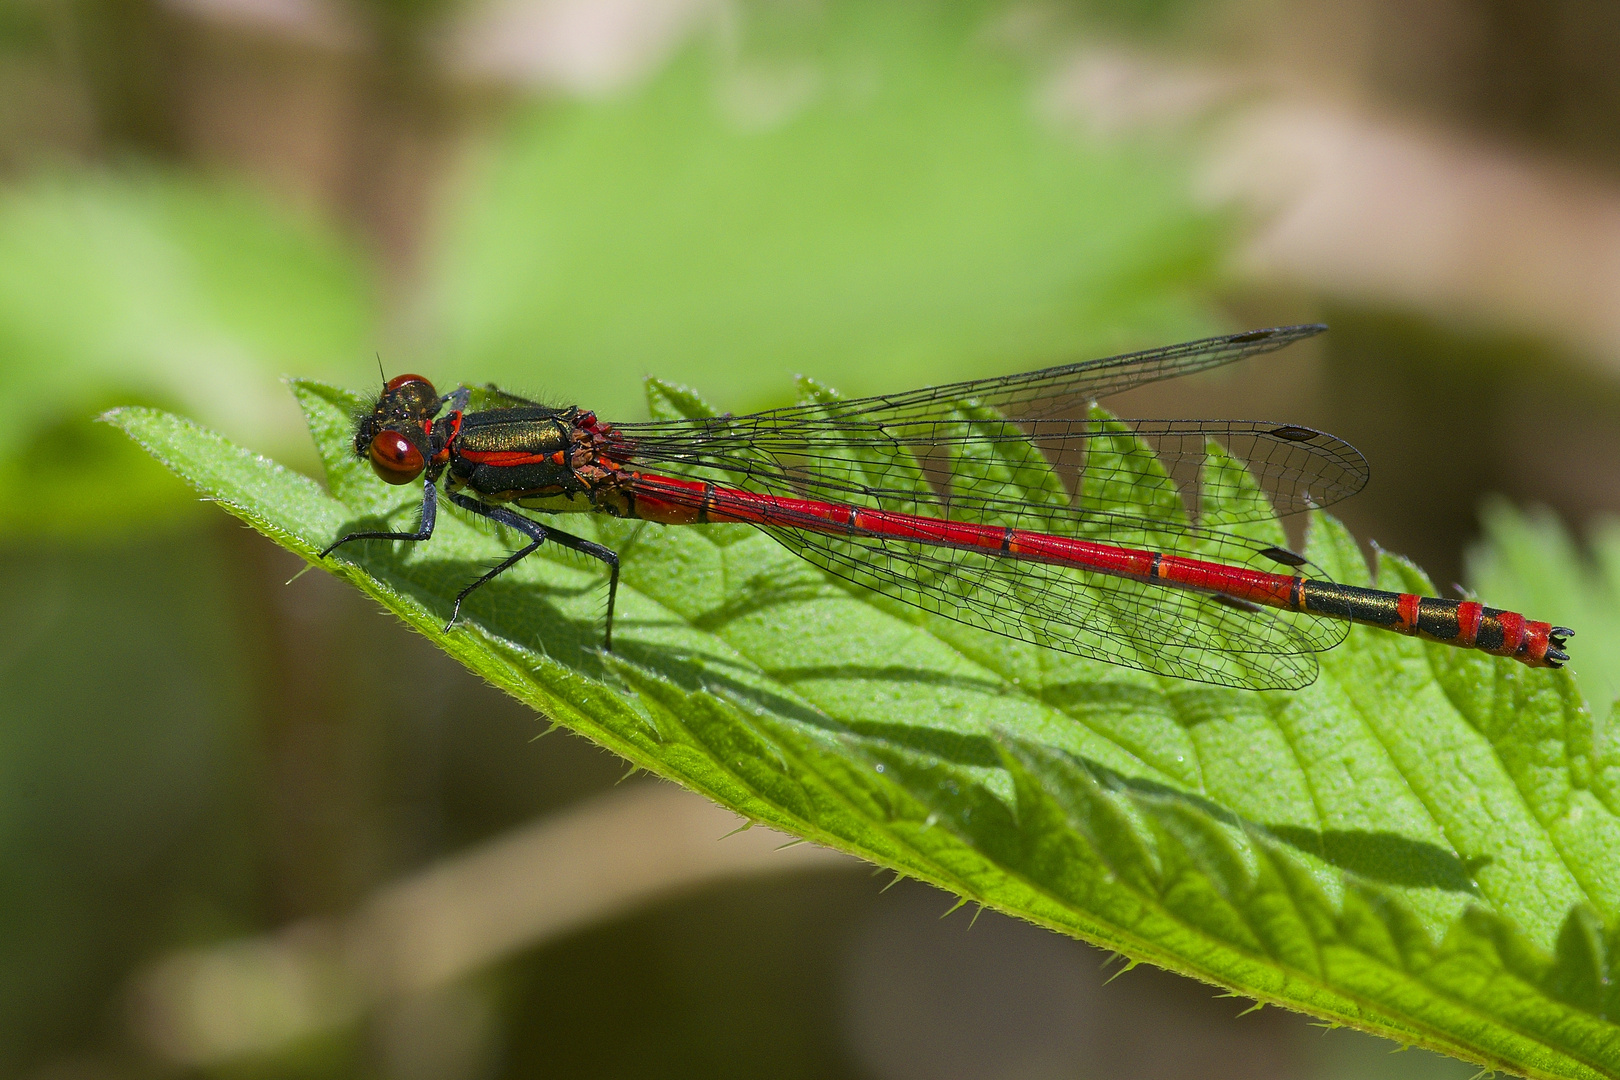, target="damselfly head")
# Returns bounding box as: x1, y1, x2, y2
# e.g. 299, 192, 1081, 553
356, 373, 440, 485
